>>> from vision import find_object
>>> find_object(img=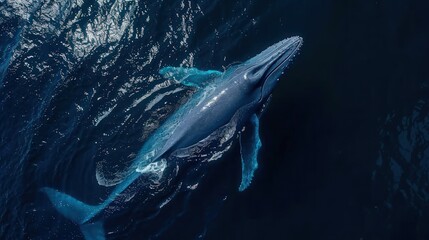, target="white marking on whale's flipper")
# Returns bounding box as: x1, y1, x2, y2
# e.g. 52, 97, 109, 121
238, 114, 262, 191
